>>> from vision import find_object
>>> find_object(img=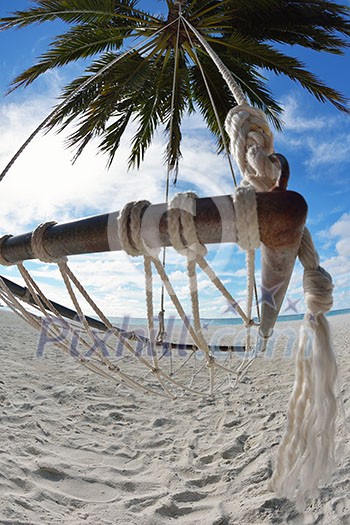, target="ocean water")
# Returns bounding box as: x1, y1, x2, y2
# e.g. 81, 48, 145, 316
110, 307, 350, 328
